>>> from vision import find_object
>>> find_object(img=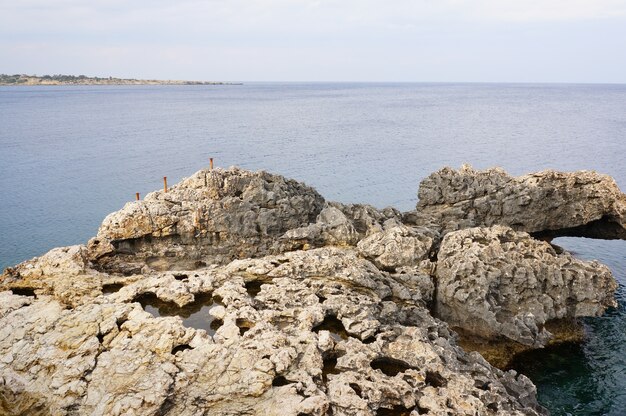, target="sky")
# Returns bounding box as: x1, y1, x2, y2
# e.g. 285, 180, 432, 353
1, 0, 626, 83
